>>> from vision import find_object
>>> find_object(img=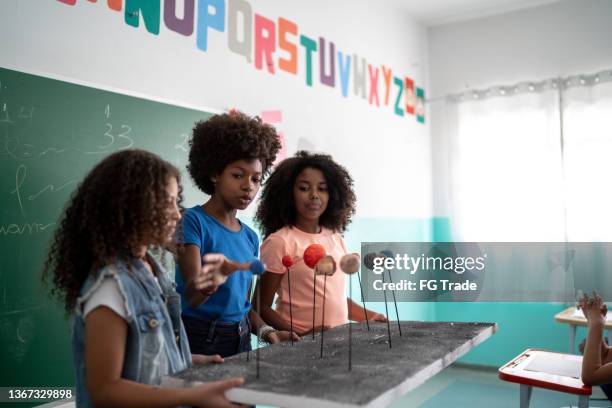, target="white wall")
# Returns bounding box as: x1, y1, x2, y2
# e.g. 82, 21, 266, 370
429, 0, 612, 98
0, 0, 432, 225
428, 0, 612, 219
